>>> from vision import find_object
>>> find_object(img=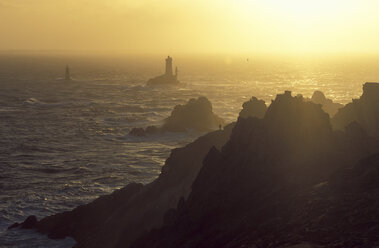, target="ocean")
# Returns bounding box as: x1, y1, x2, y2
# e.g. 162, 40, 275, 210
0, 53, 378, 247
